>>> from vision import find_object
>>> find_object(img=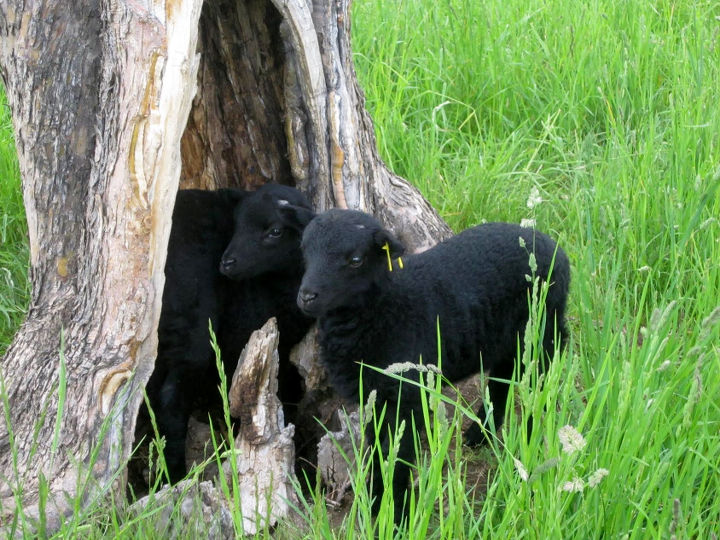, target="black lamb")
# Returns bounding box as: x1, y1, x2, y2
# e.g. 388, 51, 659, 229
296, 208, 570, 524
144, 184, 314, 484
